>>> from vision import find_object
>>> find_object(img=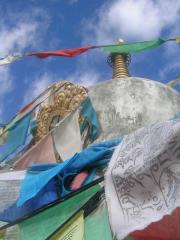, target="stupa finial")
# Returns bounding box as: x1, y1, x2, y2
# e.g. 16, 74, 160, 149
107, 38, 131, 79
